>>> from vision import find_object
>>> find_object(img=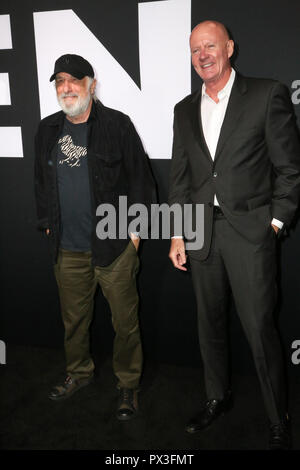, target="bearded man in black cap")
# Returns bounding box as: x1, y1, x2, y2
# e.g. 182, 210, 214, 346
34, 54, 155, 420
